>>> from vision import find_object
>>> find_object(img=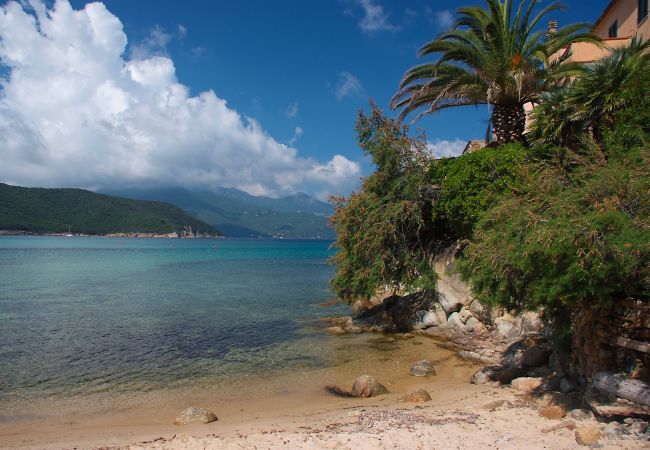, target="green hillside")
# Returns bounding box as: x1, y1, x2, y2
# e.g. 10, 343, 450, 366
0, 183, 220, 235
104, 187, 335, 239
